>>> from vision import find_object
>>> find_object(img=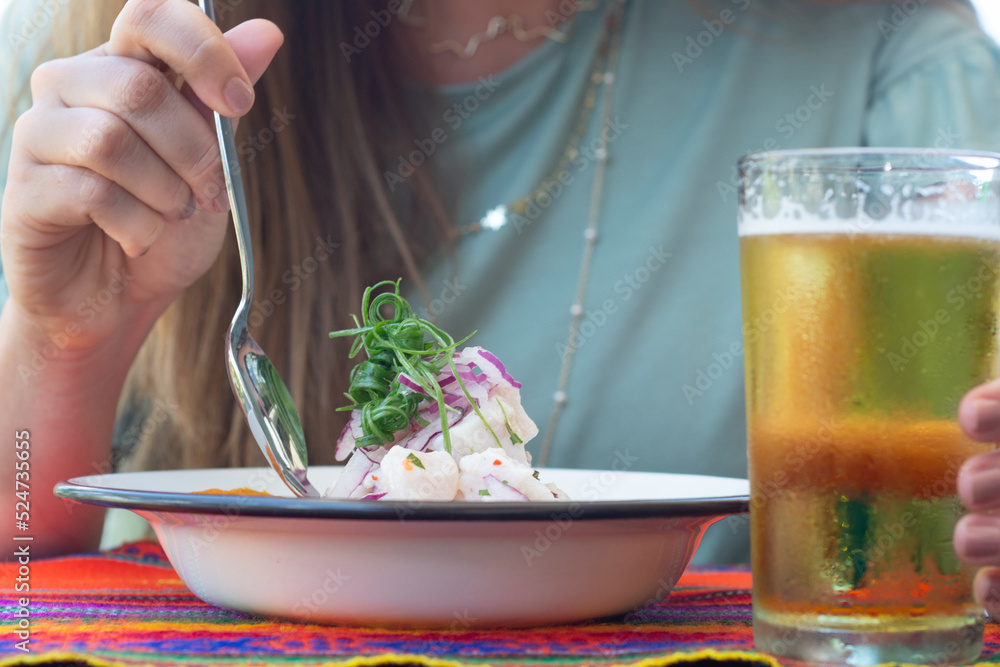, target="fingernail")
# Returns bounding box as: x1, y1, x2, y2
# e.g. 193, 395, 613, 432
214, 189, 231, 214
970, 399, 1000, 434
967, 468, 1000, 507
180, 195, 196, 220
963, 521, 1000, 559
199, 181, 229, 214
224, 77, 254, 116
975, 570, 1000, 615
